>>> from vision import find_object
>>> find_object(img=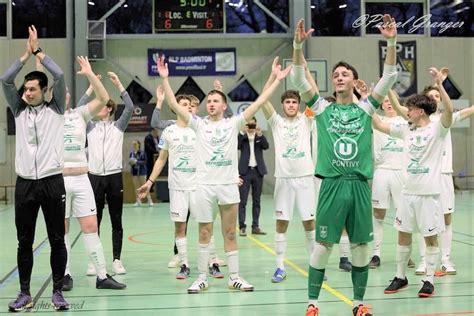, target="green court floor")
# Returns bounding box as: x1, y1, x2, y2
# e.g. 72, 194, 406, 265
0, 193, 473, 315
